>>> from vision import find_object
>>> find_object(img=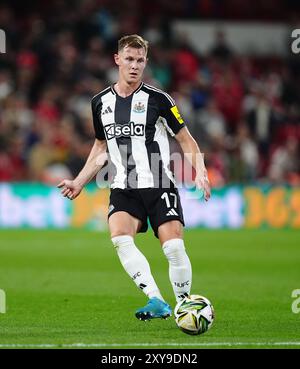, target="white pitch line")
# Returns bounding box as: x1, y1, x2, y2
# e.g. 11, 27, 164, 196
0, 342, 300, 348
